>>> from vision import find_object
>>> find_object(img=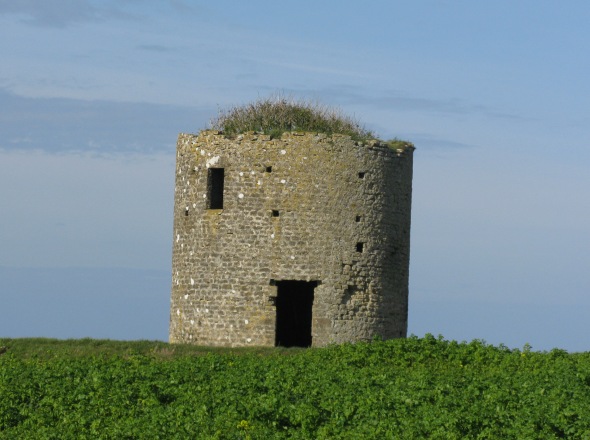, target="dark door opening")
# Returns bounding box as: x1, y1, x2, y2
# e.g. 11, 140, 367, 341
275, 280, 317, 347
